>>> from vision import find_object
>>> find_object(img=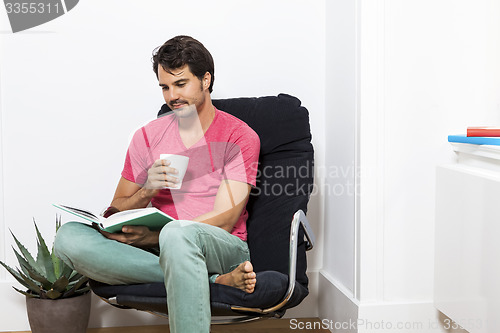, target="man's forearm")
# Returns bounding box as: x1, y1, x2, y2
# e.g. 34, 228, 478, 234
192, 202, 245, 233
193, 181, 250, 232
111, 187, 159, 211
192, 211, 235, 233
